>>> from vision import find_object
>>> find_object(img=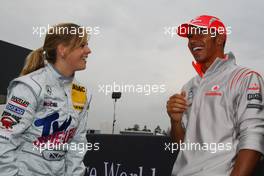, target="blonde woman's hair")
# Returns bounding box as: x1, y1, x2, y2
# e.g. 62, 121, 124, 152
20, 23, 88, 76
